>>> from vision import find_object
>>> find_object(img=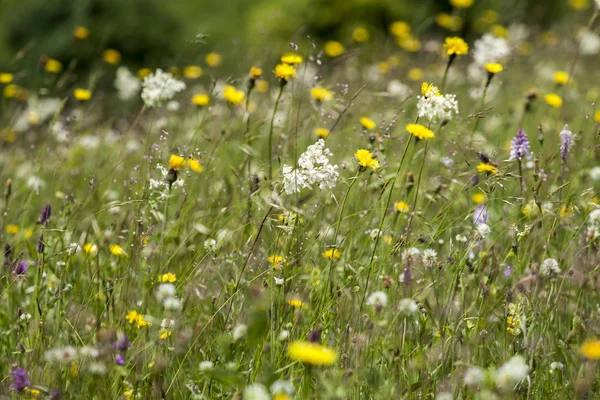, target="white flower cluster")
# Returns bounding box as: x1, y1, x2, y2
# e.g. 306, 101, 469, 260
366, 291, 388, 309
141, 69, 186, 108
282, 139, 339, 194
156, 283, 181, 310
586, 209, 600, 242
416, 92, 459, 122
580, 30, 600, 55
115, 67, 141, 101
464, 355, 529, 392
149, 164, 185, 201
540, 258, 560, 277
472, 33, 511, 66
